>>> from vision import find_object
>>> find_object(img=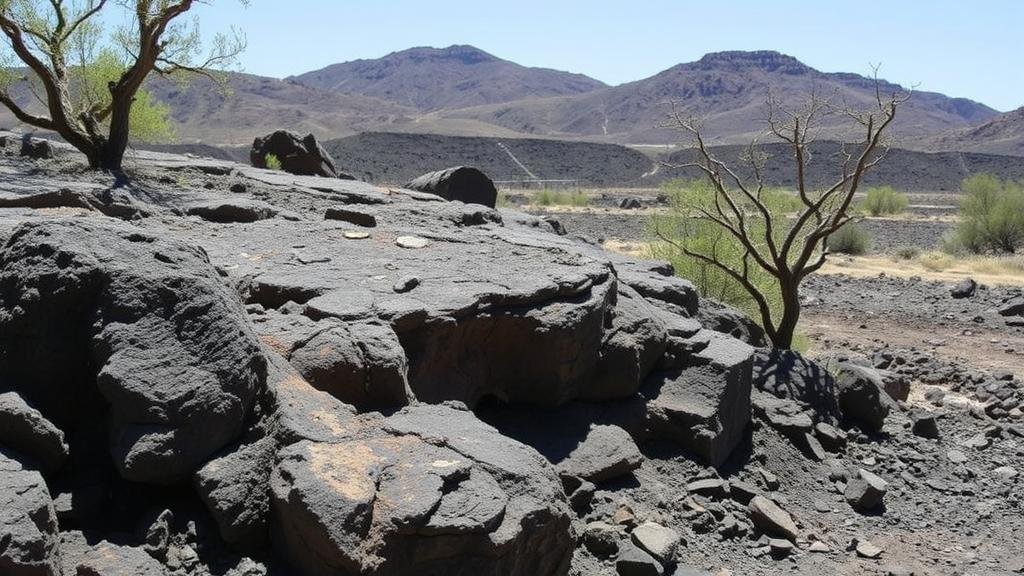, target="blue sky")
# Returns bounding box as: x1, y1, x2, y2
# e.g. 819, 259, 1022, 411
193, 0, 1023, 111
